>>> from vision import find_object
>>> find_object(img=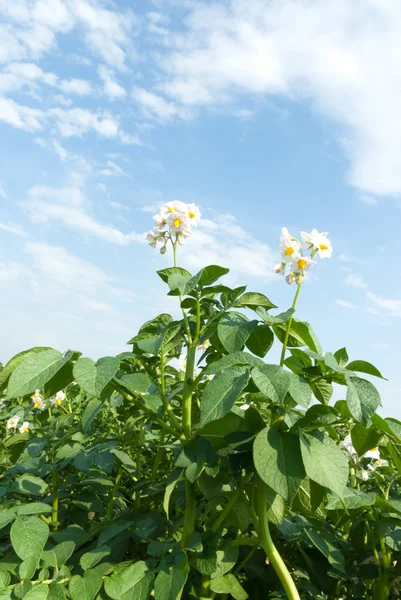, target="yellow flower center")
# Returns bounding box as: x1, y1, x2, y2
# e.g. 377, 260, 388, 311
173, 218, 181, 228
284, 247, 294, 256
189, 211, 195, 219
370, 447, 378, 452
34, 401, 40, 409
297, 259, 307, 270
375, 460, 381, 465
168, 206, 175, 212
319, 243, 329, 250
23, 427, 28, 433
57, 398, 62, 405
